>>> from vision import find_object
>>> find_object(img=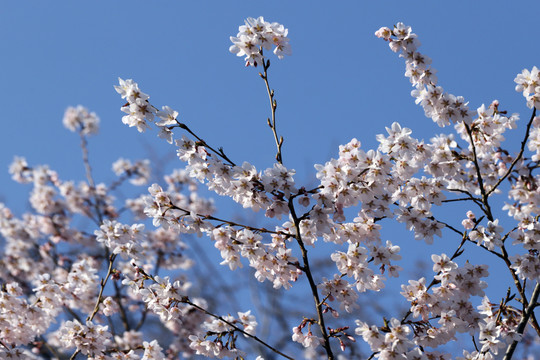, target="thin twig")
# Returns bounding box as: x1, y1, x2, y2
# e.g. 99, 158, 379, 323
441, 197, 481, 203
175, 122, 237, 167
181, 297, 295, 360
69, 349, 80, 360
87, 254, 117, 322
260, 57, 284, 164
487, 108, 537, 197
169, 204, 291, 236
79, 132, 103, 225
